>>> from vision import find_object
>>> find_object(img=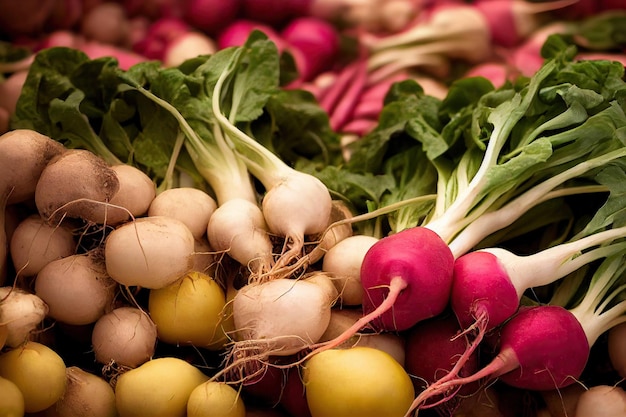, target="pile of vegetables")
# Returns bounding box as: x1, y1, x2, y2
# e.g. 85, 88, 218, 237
2, 1, 626, 417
